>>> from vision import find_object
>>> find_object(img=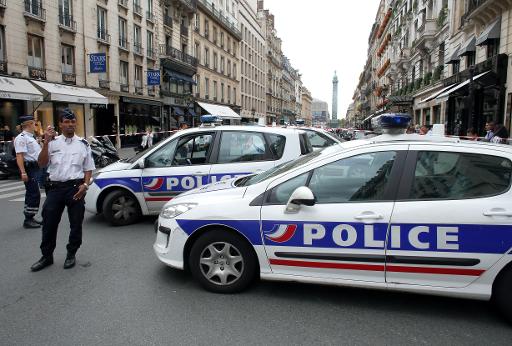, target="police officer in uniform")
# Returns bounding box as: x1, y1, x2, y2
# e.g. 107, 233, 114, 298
30, 109, 95, 272
13, 115, 42, 229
